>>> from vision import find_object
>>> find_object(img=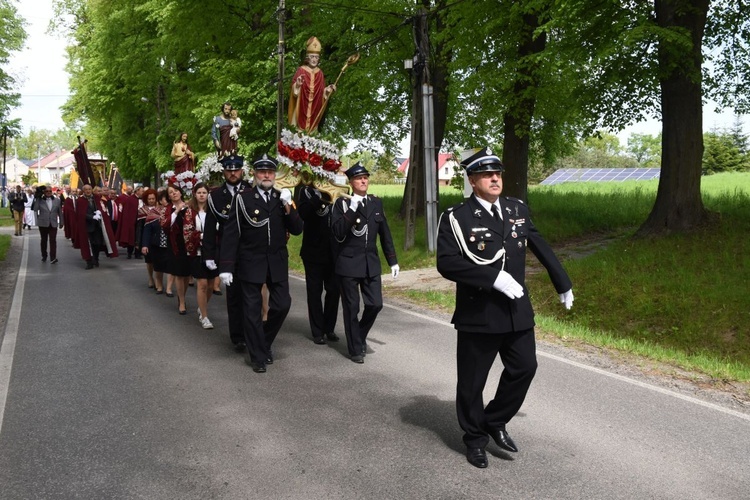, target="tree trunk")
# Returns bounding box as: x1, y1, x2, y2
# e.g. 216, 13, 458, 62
638, 0, 710, 235
501, 11, 546, 202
